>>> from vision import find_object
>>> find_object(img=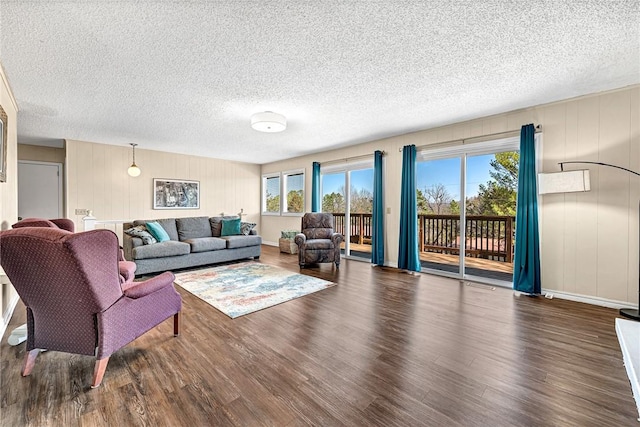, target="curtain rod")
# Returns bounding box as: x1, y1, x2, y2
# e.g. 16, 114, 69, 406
321, 150, 386, 167
398, 125, 542, 152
